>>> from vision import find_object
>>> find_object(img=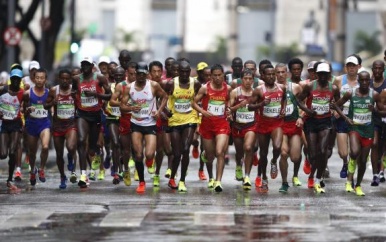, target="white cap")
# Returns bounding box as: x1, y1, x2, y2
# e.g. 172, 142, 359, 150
345, 56, 359, 65
29, 60, 40, 70
316, 63, 330, 73
81, 56, 94, 64
98, 56, 110, 65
